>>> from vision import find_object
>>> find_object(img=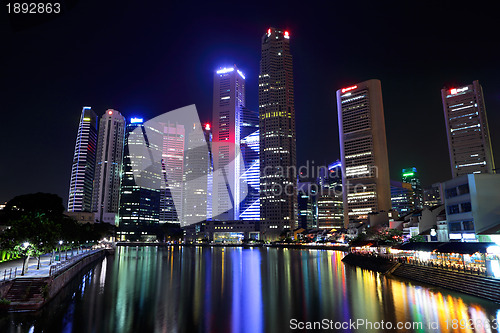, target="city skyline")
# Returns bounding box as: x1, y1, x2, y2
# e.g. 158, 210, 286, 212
2, 1, 499, 205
